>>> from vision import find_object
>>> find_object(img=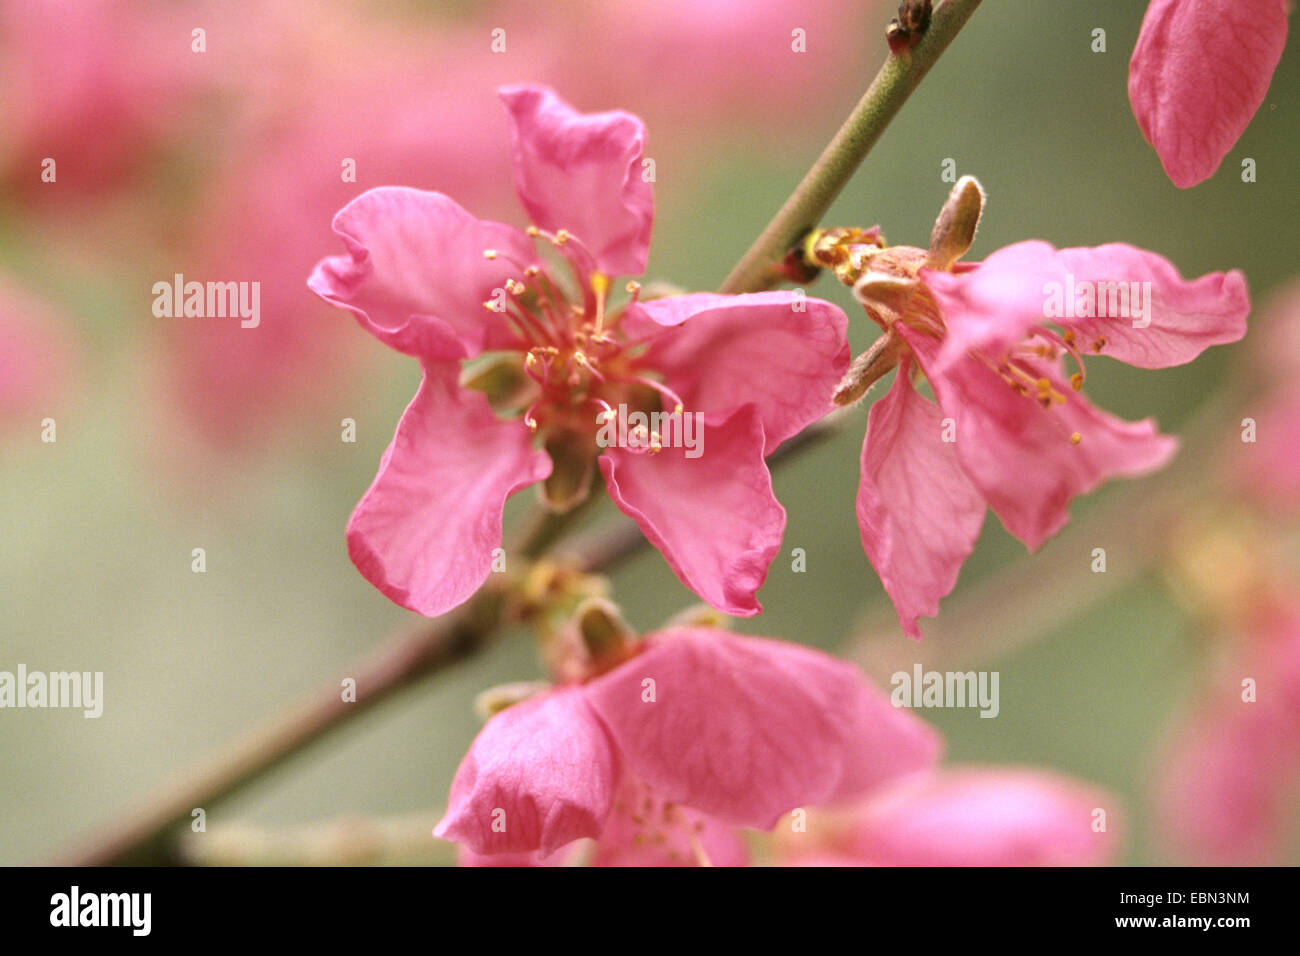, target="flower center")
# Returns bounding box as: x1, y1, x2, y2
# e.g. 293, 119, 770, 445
477, 227, 685, 467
